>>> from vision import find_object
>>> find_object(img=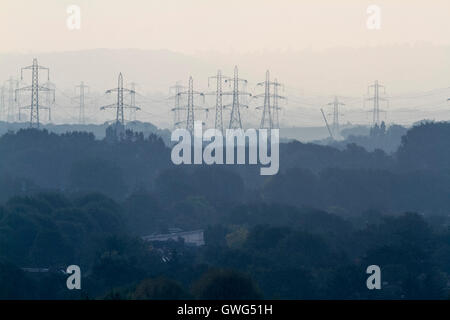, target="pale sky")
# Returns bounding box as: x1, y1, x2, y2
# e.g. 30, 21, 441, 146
1, 0, 449, 129
1, 0, 449, 54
